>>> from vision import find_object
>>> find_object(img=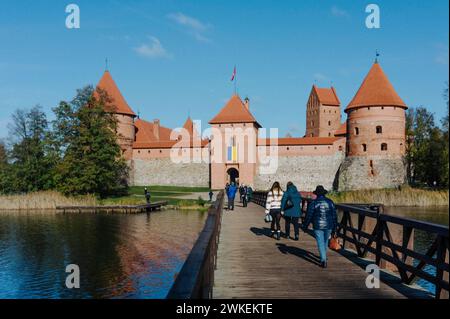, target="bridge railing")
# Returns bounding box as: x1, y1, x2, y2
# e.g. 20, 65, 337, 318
166, 190, 225, 299
251, 191, 449, 299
